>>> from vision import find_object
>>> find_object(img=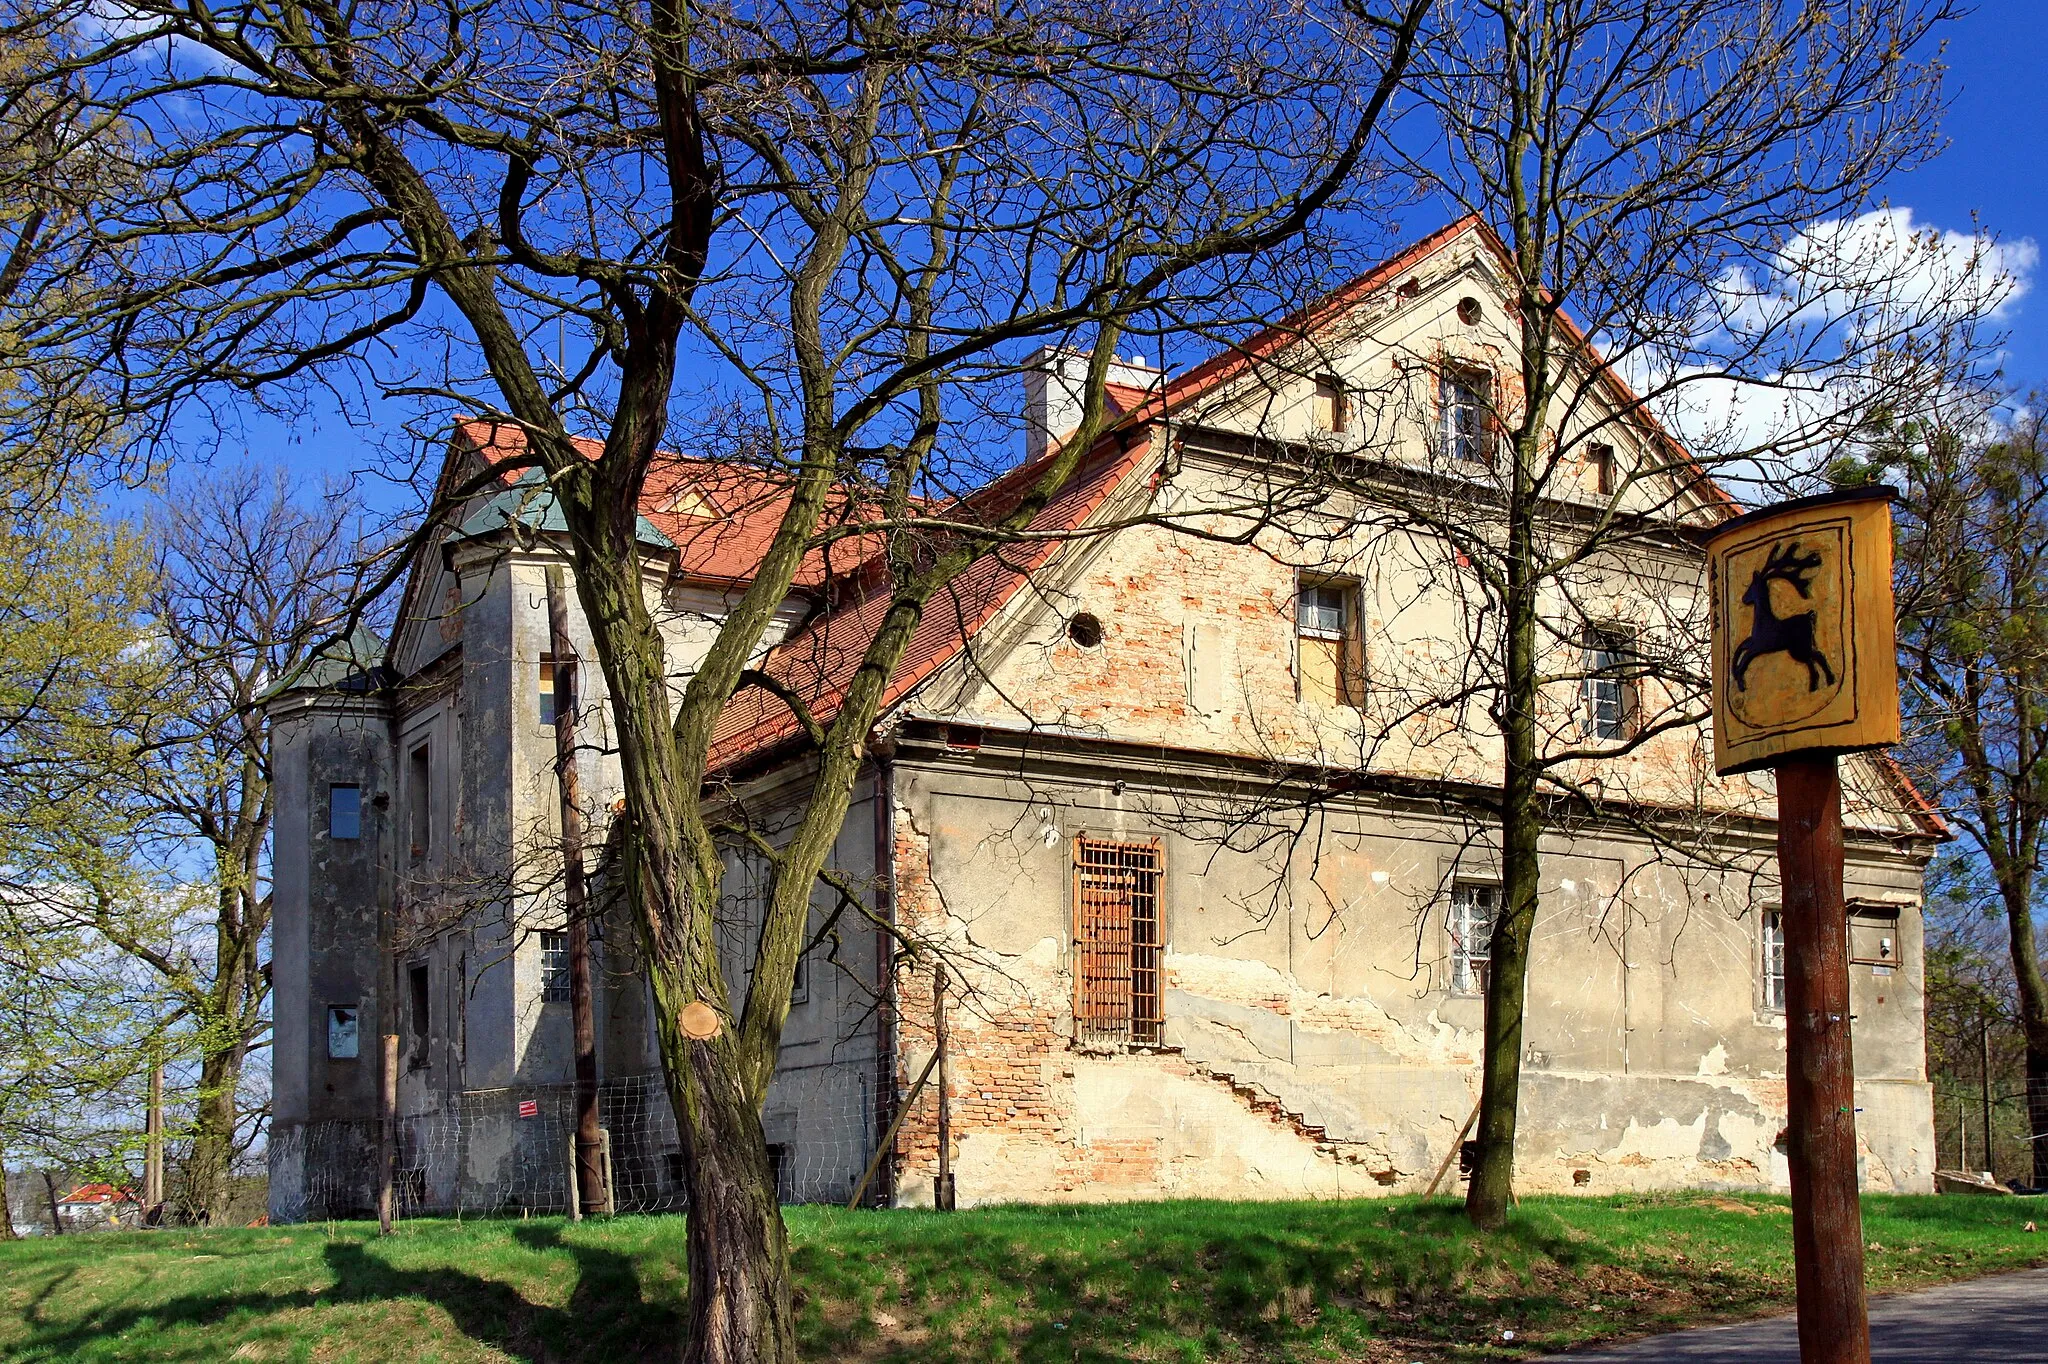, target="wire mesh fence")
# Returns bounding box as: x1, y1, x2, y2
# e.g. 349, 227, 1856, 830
270, 1057, 903, 1223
